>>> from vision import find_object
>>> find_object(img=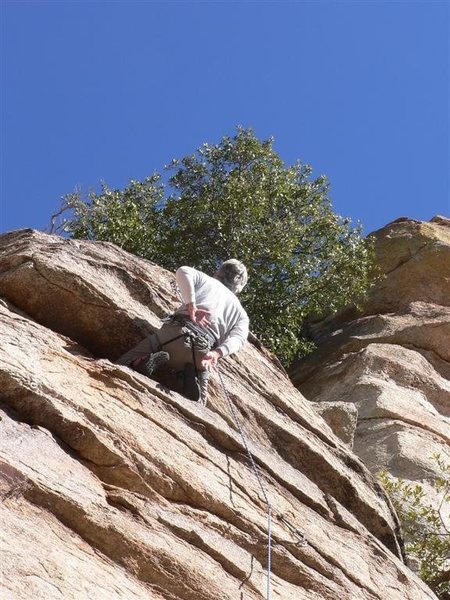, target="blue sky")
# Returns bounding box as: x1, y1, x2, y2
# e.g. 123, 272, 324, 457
1, 0, 449, 237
